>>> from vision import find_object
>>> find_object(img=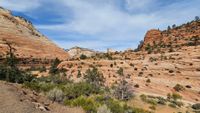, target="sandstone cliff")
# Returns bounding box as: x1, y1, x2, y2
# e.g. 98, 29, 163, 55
141, 20, 200, 51
0, 7, 68, 60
